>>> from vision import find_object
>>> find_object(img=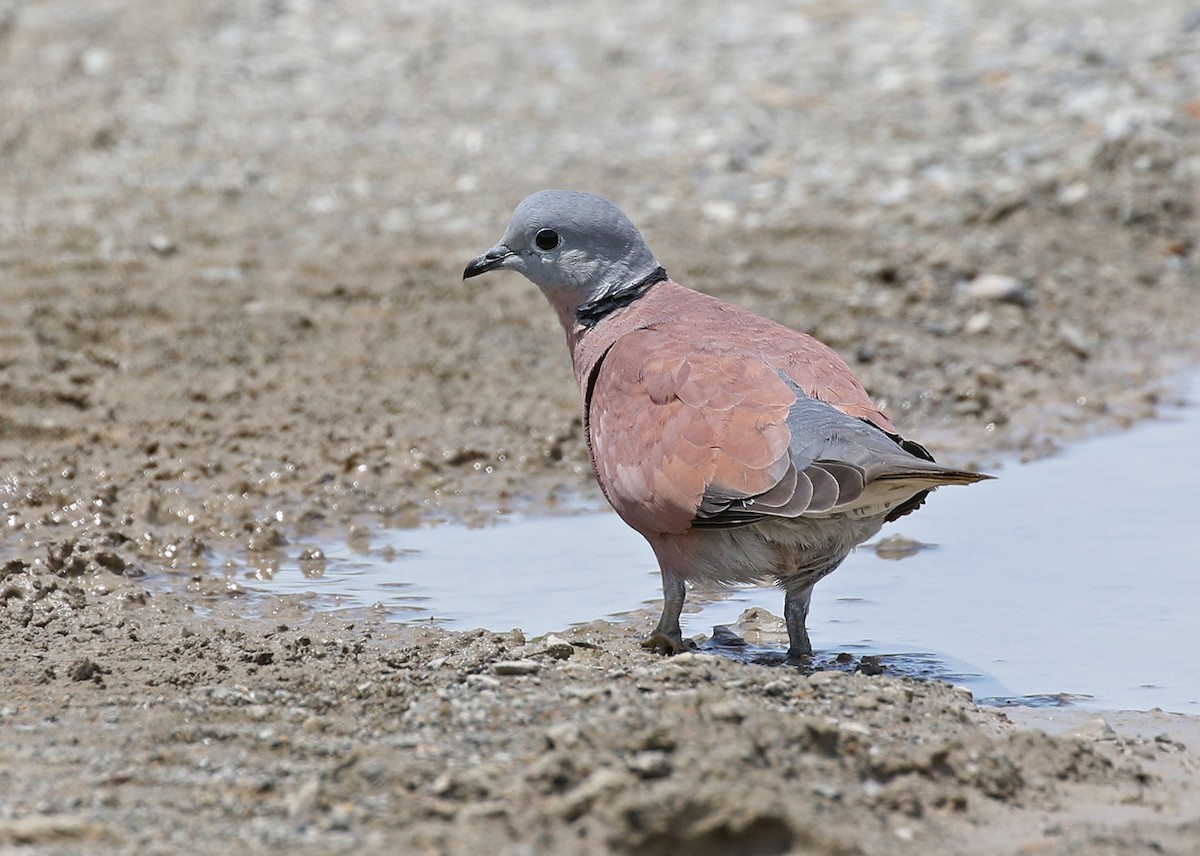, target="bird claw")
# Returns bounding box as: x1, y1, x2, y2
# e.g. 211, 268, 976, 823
640, 631, 697, 656
785, 645, 814, 666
